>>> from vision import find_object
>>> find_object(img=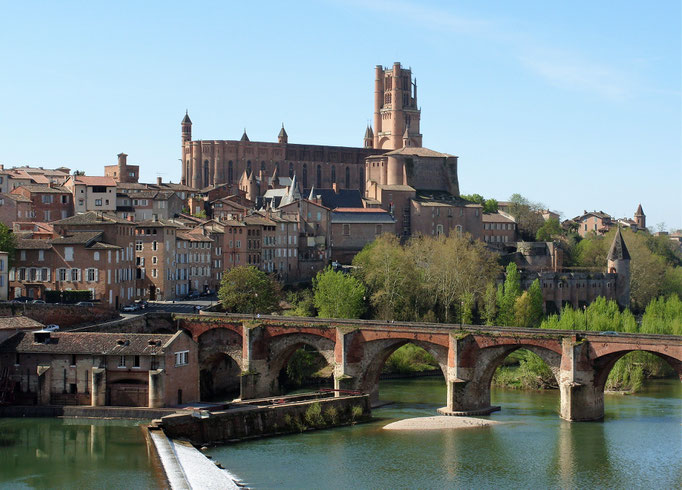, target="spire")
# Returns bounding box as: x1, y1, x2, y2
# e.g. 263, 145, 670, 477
240, 129, 250, 142
402, 124, 411, 147
364, 125, 373, 139
278, 123, 288, 144
607, 228, 631, 261
635, 204, 644, 216
308, 186, 316, 201
182, 110, 192, 124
